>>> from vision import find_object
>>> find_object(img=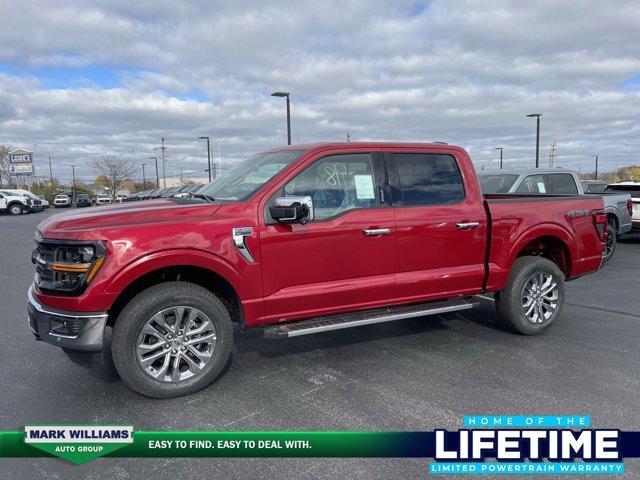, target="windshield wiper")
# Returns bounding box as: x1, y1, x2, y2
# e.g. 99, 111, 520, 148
191, 193, 216, 202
